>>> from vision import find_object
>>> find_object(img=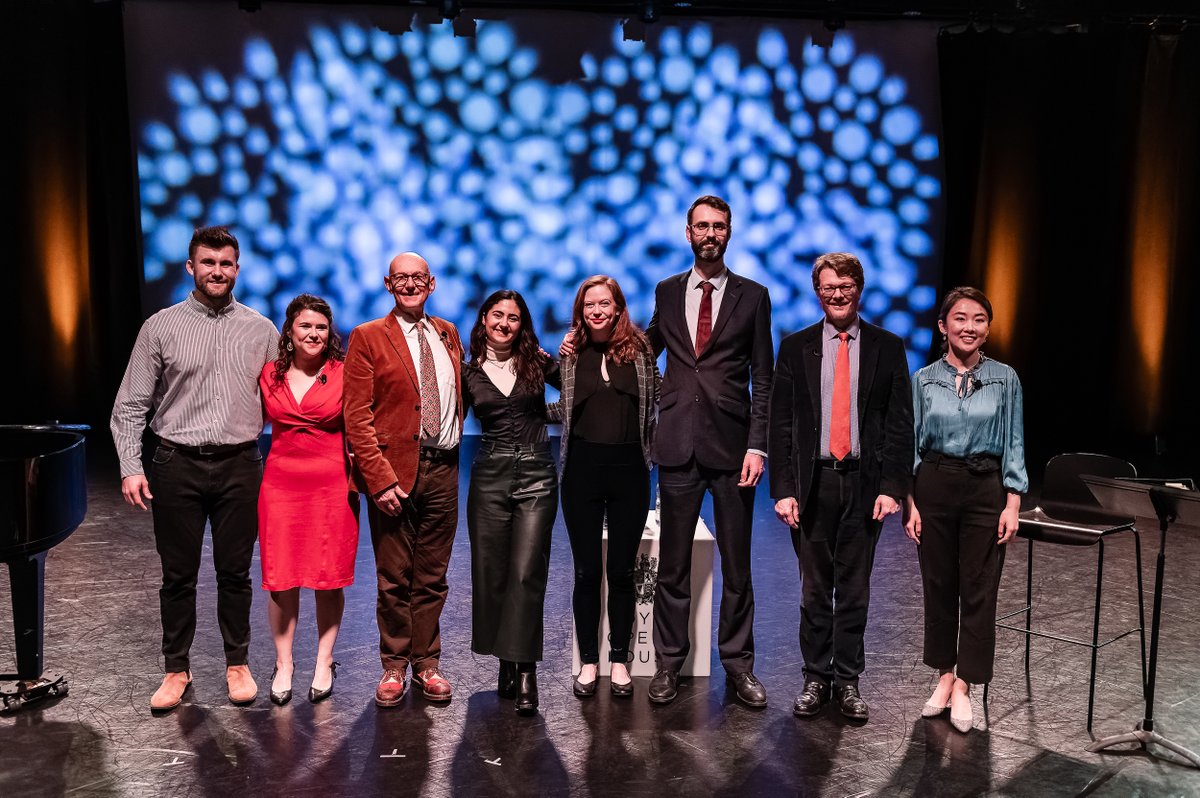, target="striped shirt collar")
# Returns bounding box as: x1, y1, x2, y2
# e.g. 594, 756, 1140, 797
185, 291, 241, 317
